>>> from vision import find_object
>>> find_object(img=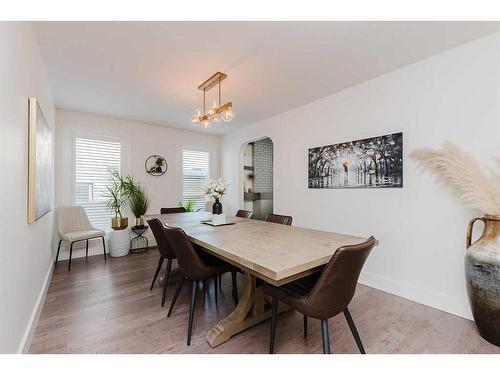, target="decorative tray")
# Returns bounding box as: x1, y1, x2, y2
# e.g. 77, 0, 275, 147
201, 220, 237, 227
